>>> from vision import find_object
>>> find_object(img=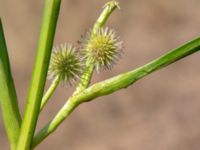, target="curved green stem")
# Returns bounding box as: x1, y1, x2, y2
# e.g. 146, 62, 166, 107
33, 36, 200, 148
0, 19, 21, 150
16, 0, 61, 149
92, 0, 120, 34
40, 76, 60, 111
74, 0, 119, 94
